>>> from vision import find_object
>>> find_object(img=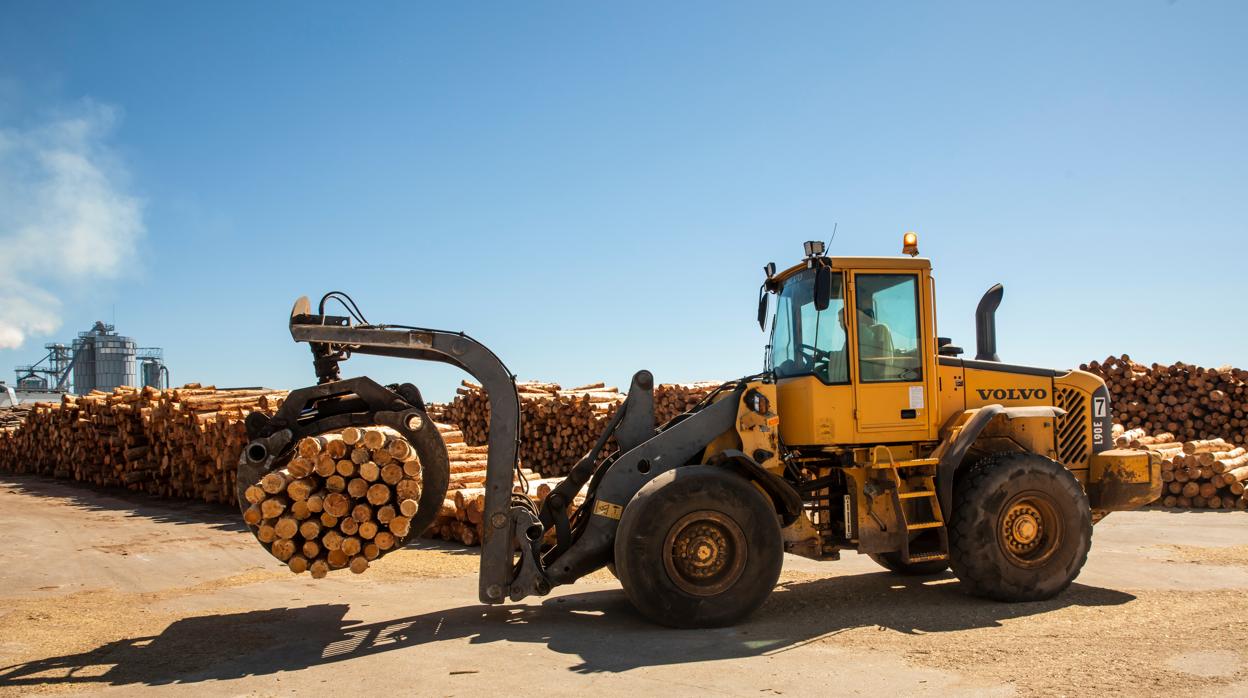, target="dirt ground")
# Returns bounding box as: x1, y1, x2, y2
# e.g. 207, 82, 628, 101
0, 475, 1245, 697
